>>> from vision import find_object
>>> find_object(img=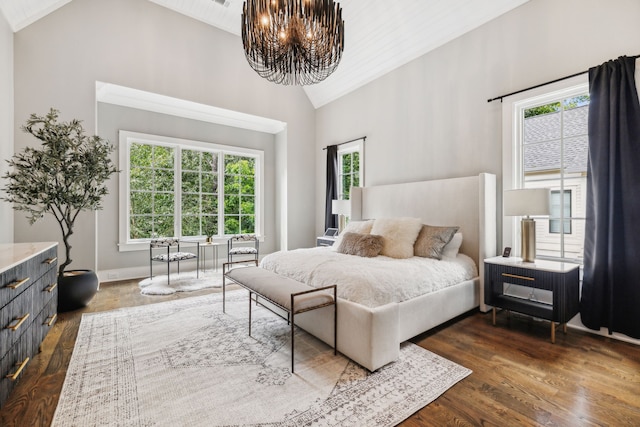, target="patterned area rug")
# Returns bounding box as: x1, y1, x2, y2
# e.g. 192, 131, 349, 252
52, 291, 471, 426
138, 270, 224, 295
